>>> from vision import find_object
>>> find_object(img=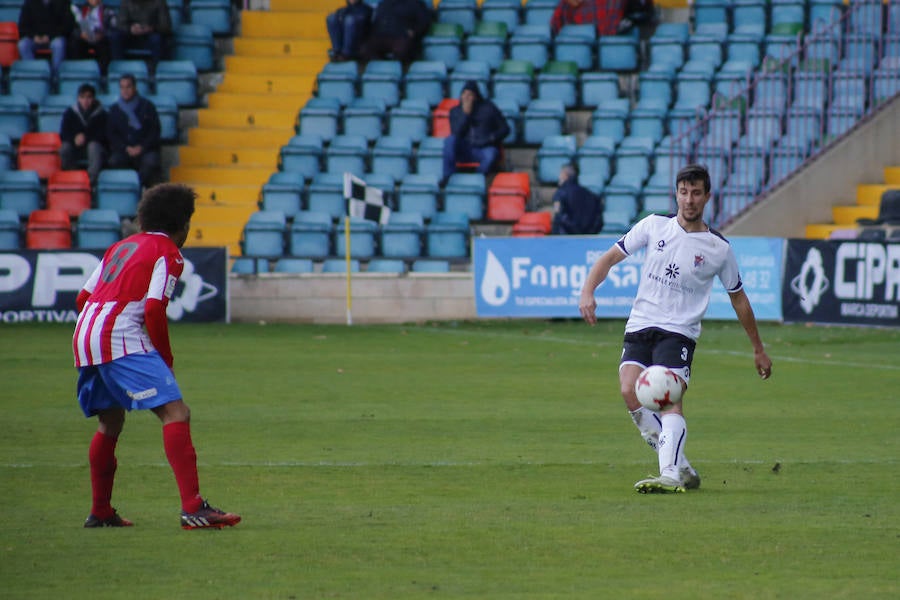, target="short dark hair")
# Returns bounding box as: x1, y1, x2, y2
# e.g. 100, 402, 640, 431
137, 183, 196, 235
119, 73, 137, 88
560, 163, 578, 180
675, 163, 711, 194
77, 83, 96, 97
